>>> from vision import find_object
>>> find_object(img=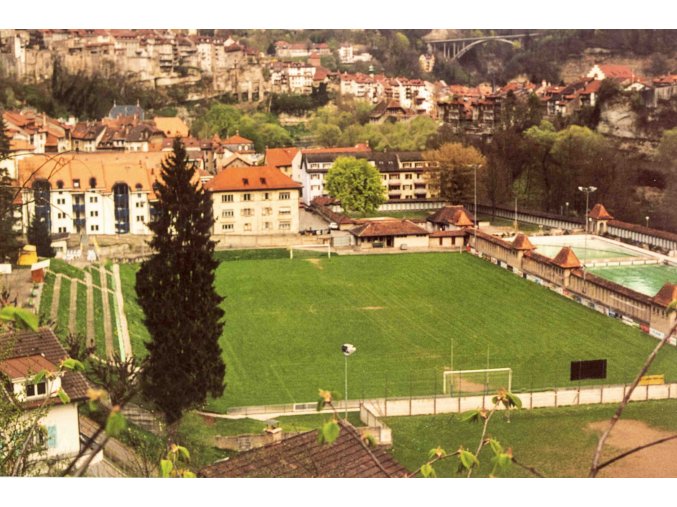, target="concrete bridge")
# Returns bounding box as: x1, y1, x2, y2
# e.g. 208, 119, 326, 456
426, 33, 540, 61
